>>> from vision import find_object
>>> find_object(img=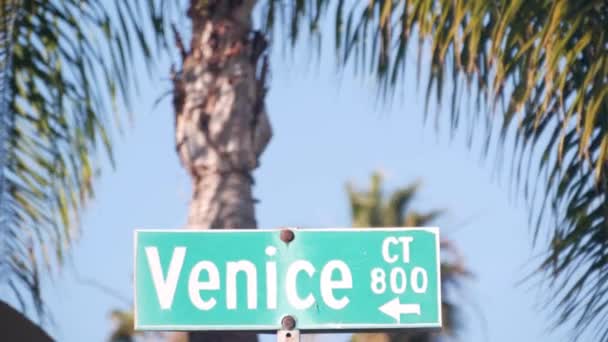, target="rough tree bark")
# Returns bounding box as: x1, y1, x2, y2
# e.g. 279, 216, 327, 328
171, 0, 271, 341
